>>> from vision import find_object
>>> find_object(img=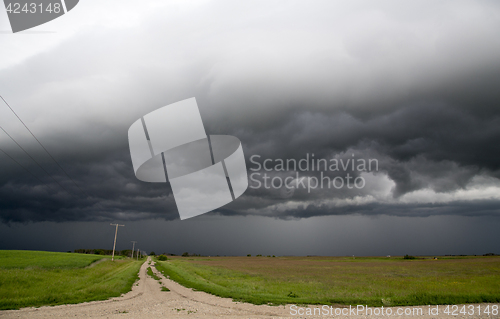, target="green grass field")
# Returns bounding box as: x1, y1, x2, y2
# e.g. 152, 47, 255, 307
0, 250, 143, 310
155, 256, 500, 307
0, 250, 107, 269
